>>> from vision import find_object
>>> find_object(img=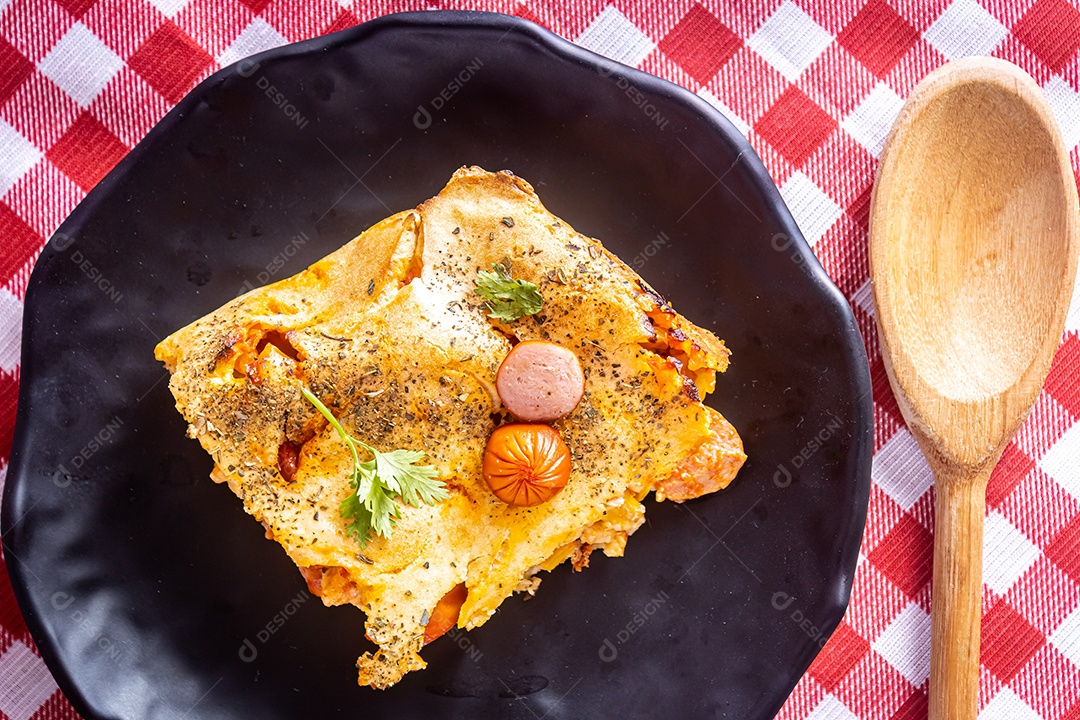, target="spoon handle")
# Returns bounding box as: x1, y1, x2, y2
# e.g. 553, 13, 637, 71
930, 471, 990, 720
